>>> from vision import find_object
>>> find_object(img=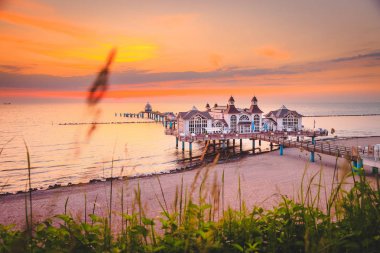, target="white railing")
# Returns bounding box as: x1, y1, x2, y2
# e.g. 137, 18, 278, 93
357, 144, 380, 161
